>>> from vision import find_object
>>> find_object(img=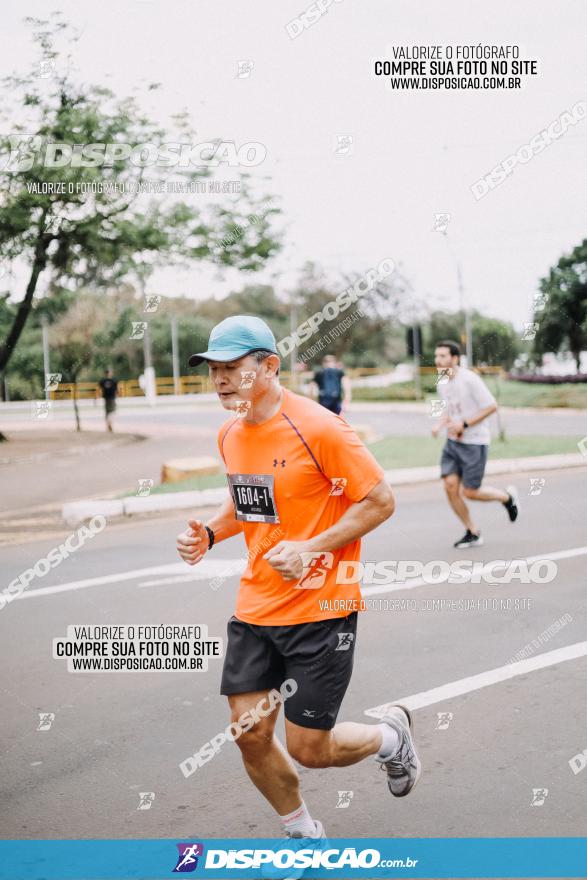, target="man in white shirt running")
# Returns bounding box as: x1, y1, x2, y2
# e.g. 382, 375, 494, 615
431, 340, 519, 548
